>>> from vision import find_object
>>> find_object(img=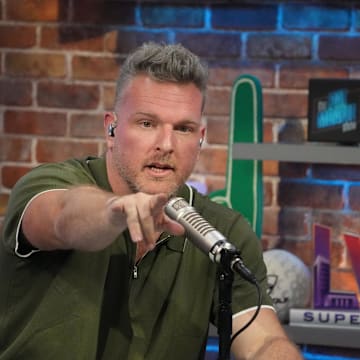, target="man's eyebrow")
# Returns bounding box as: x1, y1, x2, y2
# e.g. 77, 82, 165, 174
133, 111, 158, 118
176, 120, 200, 127
134, 112, 200, 126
